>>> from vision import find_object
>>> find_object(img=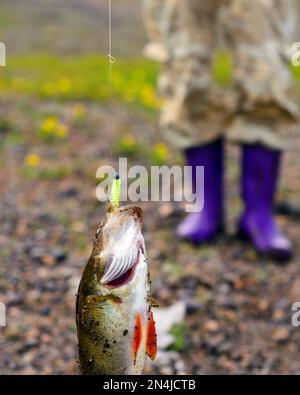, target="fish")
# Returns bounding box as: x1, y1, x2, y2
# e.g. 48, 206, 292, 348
76, 204, 157, 375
